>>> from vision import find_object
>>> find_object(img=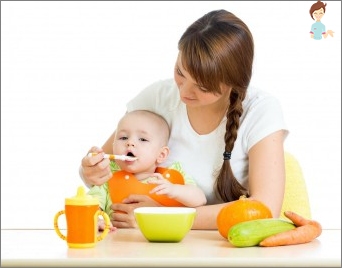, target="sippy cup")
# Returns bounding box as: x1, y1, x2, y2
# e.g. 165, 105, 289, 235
54, 186, 111, 248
